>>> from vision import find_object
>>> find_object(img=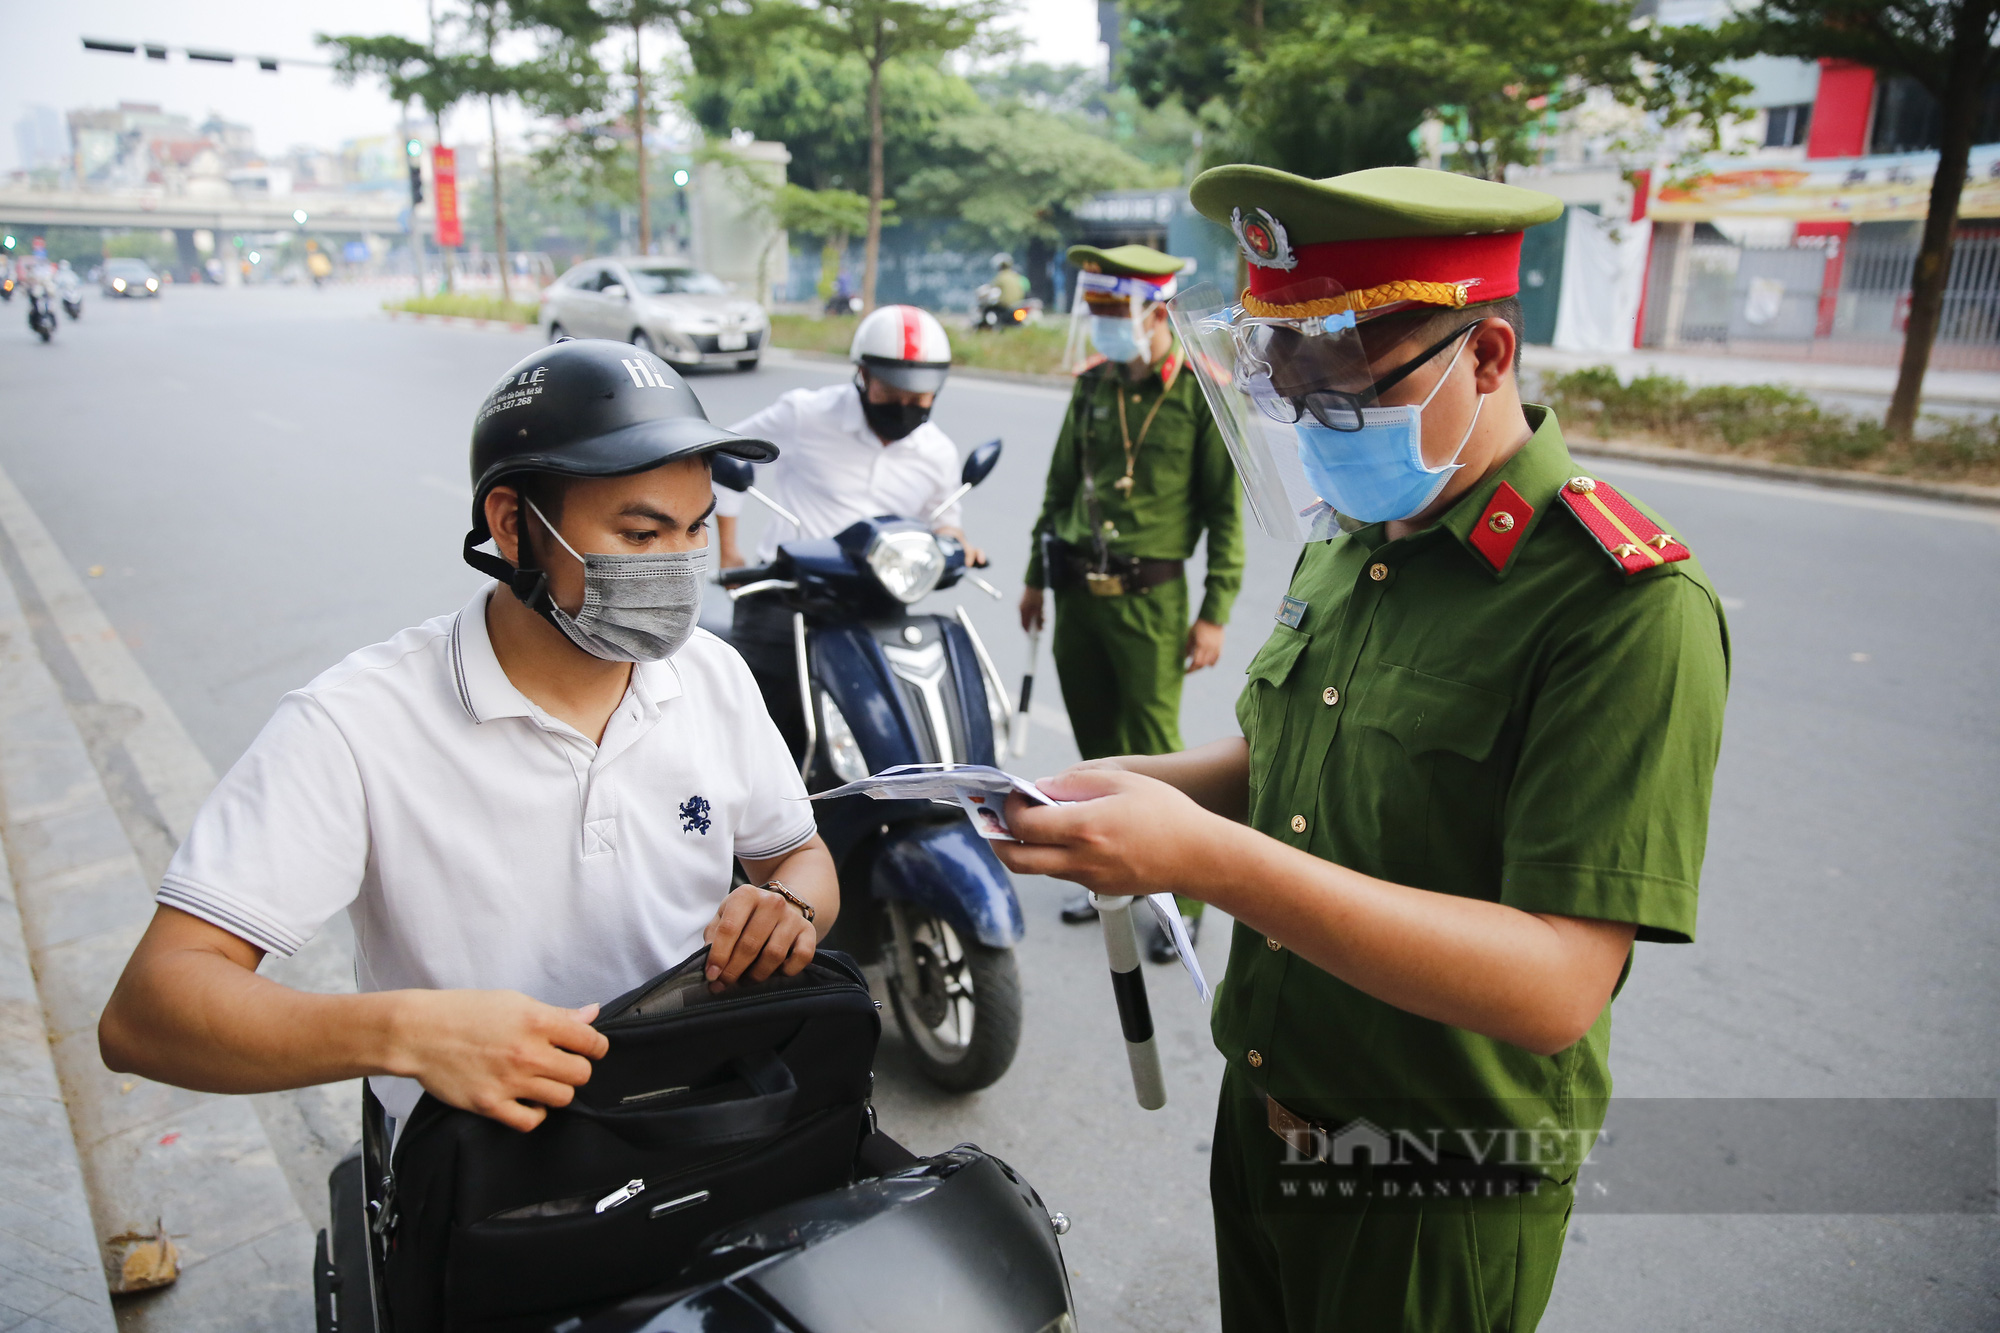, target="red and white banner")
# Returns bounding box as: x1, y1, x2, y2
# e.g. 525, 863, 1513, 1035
433, 147, 462, 248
